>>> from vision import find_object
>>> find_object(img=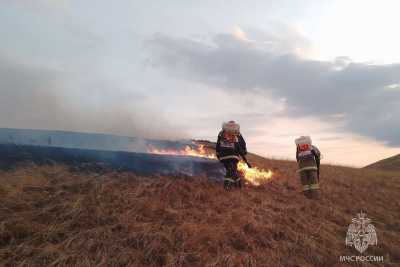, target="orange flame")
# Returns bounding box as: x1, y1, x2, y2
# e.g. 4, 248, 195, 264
147, 144, 216, 159
237, 162, 273, 186
147, 143, 273, 185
